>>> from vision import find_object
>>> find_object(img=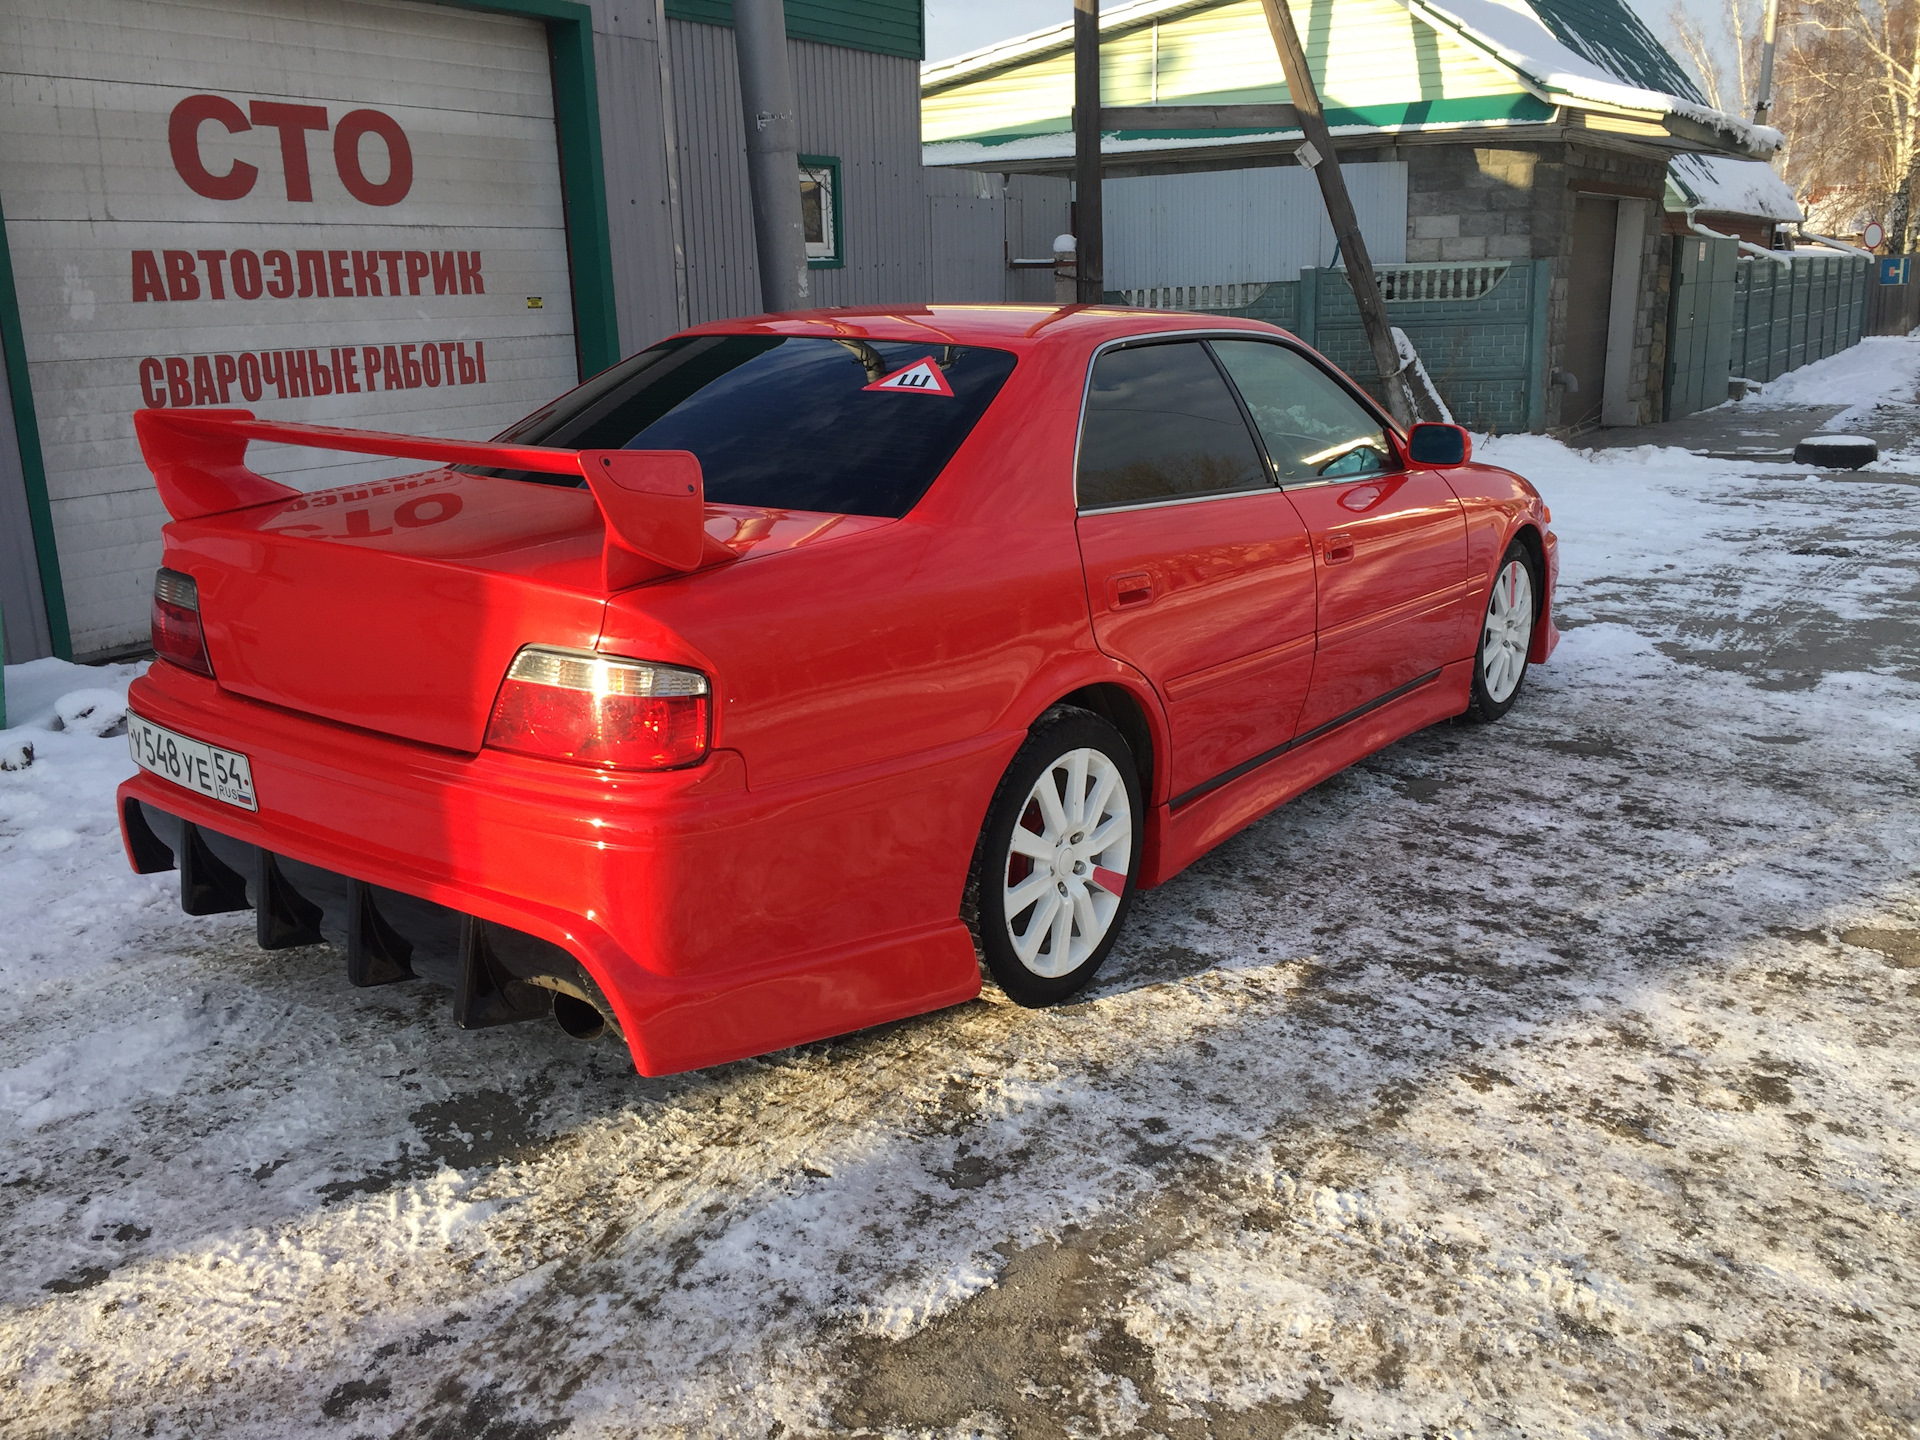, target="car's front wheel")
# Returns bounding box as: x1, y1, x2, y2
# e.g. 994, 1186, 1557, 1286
1466, 540, 1539, 721
965, 707, 1143, 1006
